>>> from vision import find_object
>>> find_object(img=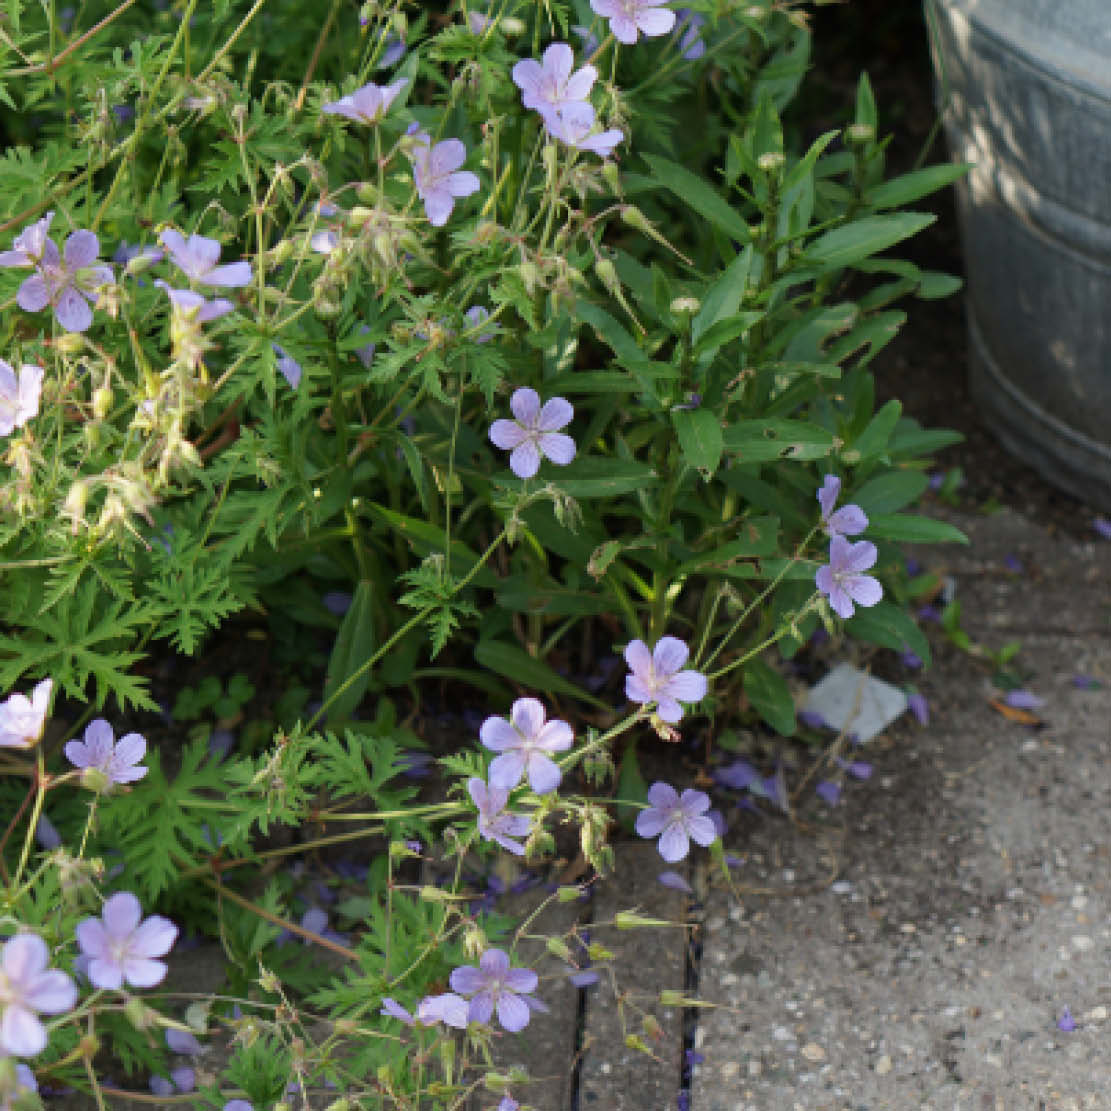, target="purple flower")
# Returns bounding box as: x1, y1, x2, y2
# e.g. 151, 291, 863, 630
379, 997, 414, 1025
8, 1063, 37, 1103
624, 637, 707, 723
310, 229, 339, 254
273, 344, 302, 389
816, 535, 883, 620
907, 692, 929, 725
817, 475, 868, 539
543, 102, 624, 157
467, 777, 532, 855
635, 781, 717, 862
378, 34, 405, 68
815, 780, 841, 805
64, 719, 148, 786
158, 228, 252, 287
674, 8, 706, 59
416, 992, 470, 1028
224, 1102, 254, 1111
489, 388, 576, 478
1003, 688, 1044, 710
1058, 1006, 1076, 1032
512, 43, 596, 120
113, 241, 164, 270
899, 646, 923, 670
35, 815, 61, 850
480, 698, 574, 794
0, 212, 113, 333
170, 1067, 195, 1093
1093, 516, 1111, 540
590, 0, 676, 45
1003, 553, 1024, 574
76, 892, 178, 990
657, 870, 693, 893
0, 934, 78, 1056
354, 325, 376, 369
0, 679, 52, 750
408, 134, 480, 227
713, 758, 758, 791
572, 24, 602, 55
498, 1098, 520, 1111
797, 709, 827, 730
450, 948, 539, 1033
154, 280, 234, 323
0, 360, 43, 436
834, 757, 873, 780
322, 79, 408, 124
165, 1027, 204, 1055
463, 305, 496, 343
1073, 674, 1100, 690
150, 1076, 173, 1096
